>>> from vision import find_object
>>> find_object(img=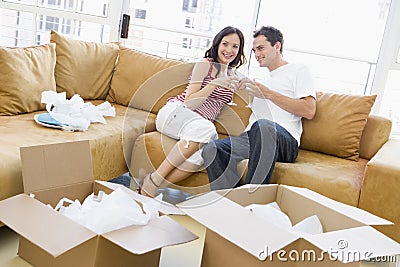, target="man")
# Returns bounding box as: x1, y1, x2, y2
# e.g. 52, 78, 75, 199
202, 26, 316, 190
